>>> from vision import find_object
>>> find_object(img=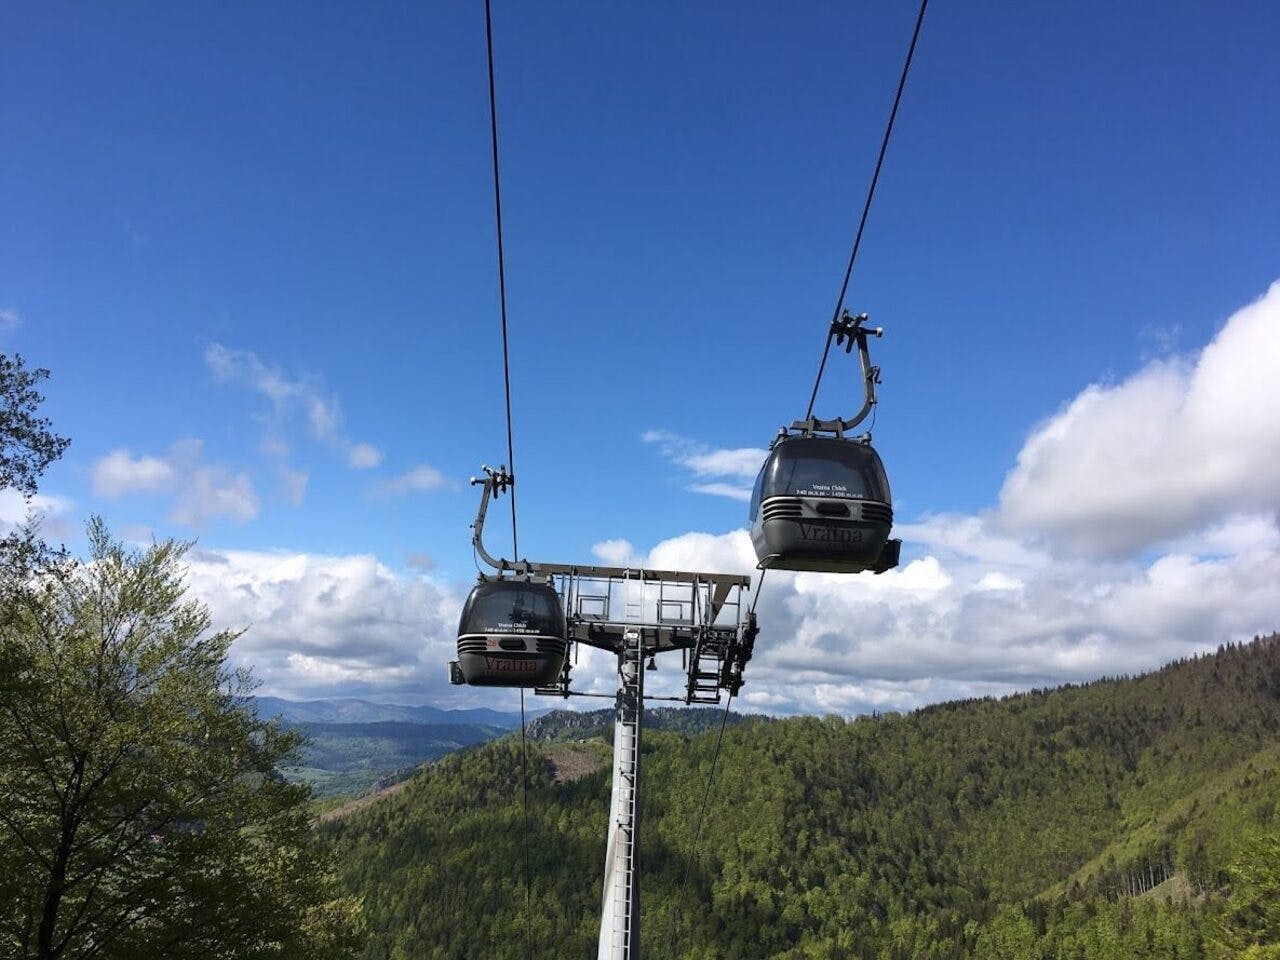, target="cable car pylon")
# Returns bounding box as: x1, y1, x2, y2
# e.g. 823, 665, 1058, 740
450, 467, 760, 959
